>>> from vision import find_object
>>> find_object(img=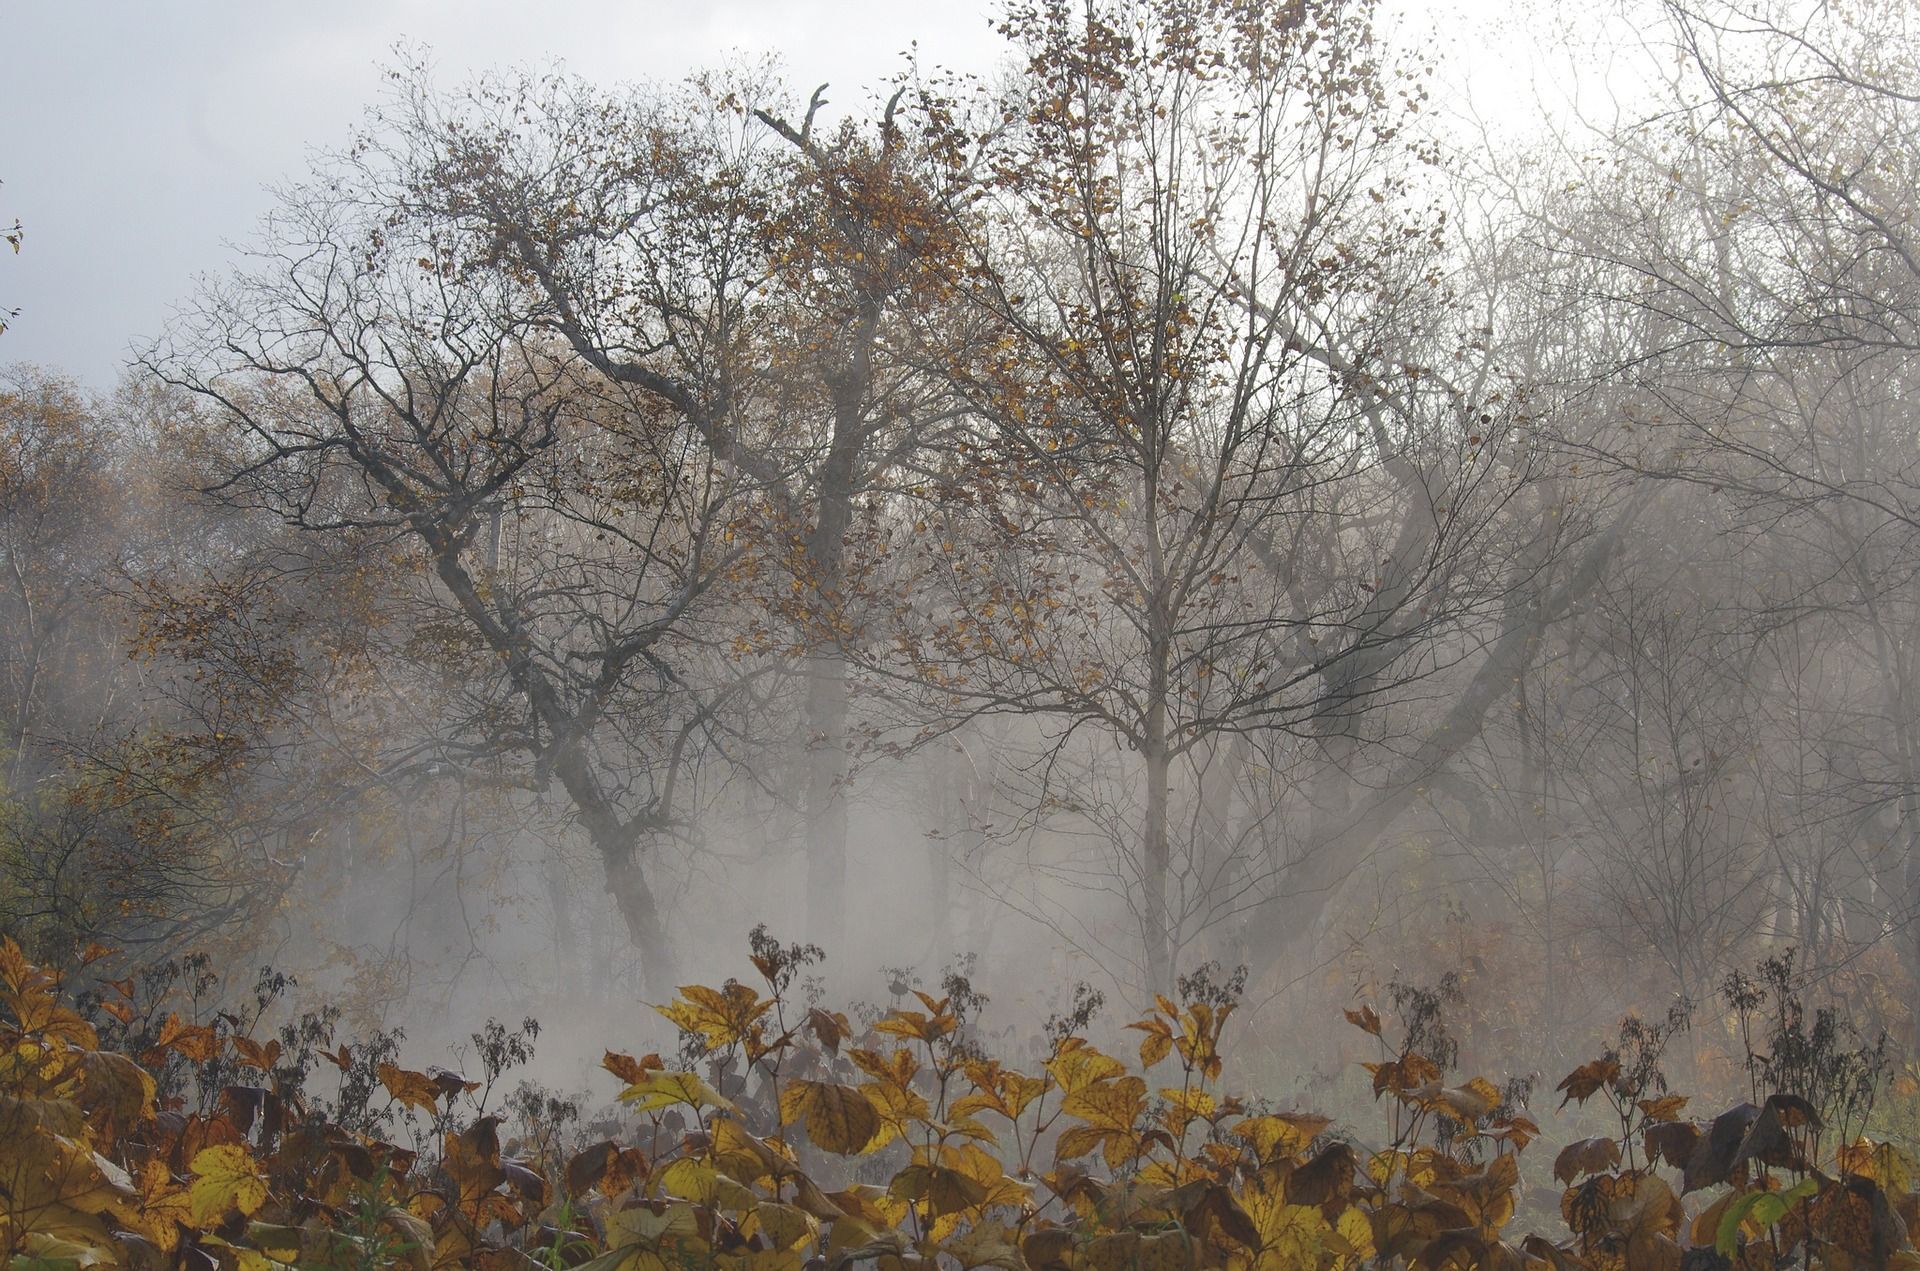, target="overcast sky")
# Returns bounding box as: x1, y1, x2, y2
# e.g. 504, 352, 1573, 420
3, 0, 1563, 387
1, 1, 1012, 384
